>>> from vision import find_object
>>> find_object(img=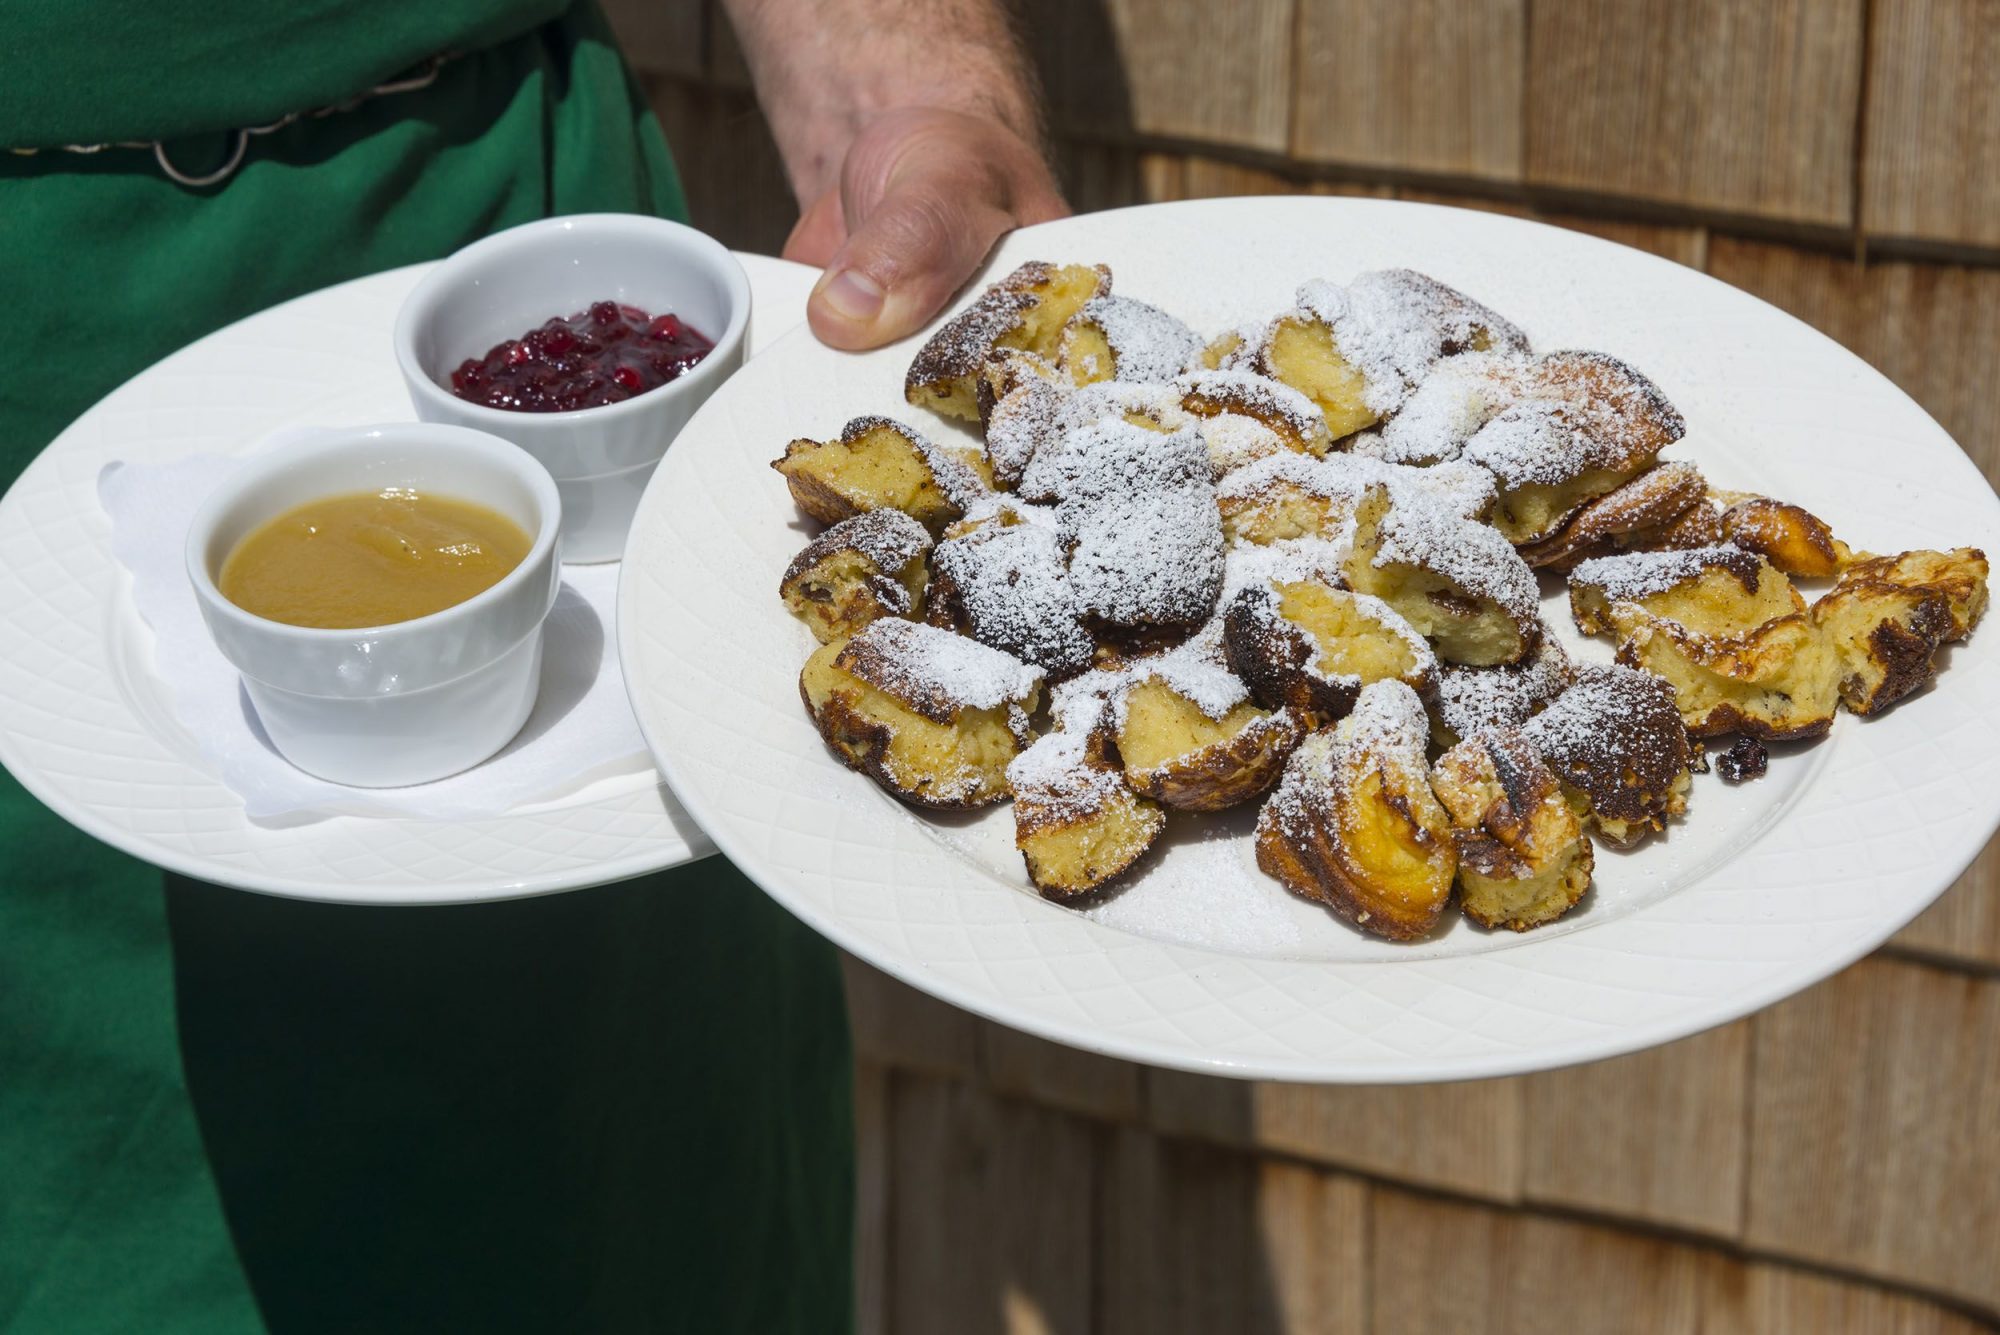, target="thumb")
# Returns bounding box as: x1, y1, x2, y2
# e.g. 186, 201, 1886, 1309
782, 188, 847, 269
807, 184, 1014, 351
